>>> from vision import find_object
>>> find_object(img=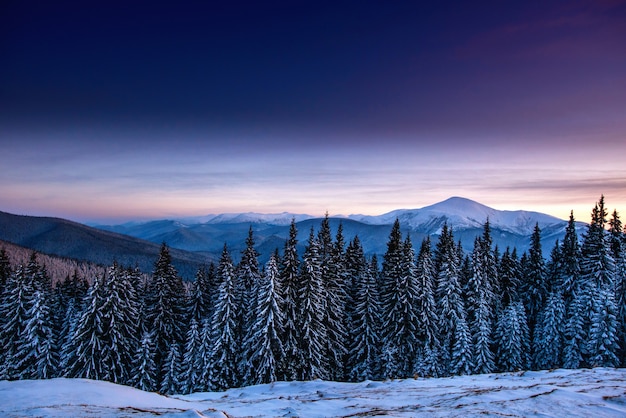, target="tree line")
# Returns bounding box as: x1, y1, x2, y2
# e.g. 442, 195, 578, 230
0, 196, 624, 394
